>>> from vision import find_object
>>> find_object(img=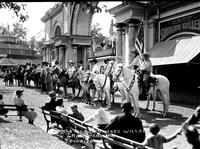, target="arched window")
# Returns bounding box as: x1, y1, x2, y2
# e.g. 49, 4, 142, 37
54, 26, 61, 36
